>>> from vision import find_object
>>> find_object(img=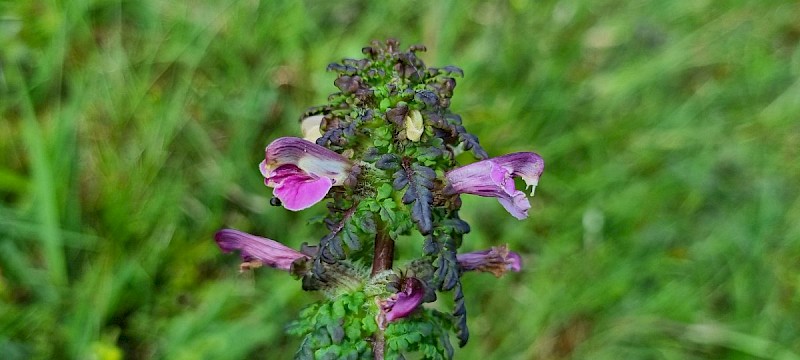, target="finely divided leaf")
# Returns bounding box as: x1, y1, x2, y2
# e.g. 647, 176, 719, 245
392, 168, 409, 190
401, 162, 435, 235
342, 224, 360, 251
316, 206, 358, 264
457, 132, 488, 159
358, 213, 377, 234
422, 235, 439, 255
453, 282, 469, 347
